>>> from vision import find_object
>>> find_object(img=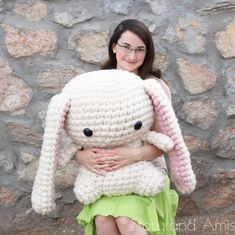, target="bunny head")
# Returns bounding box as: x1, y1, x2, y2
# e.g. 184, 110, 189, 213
62, 69, 155, 148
